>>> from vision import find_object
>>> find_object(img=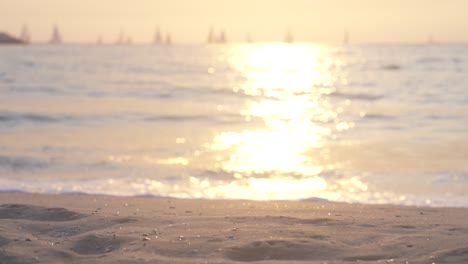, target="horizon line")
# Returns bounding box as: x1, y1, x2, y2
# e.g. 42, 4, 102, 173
6, 41, 468, 46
